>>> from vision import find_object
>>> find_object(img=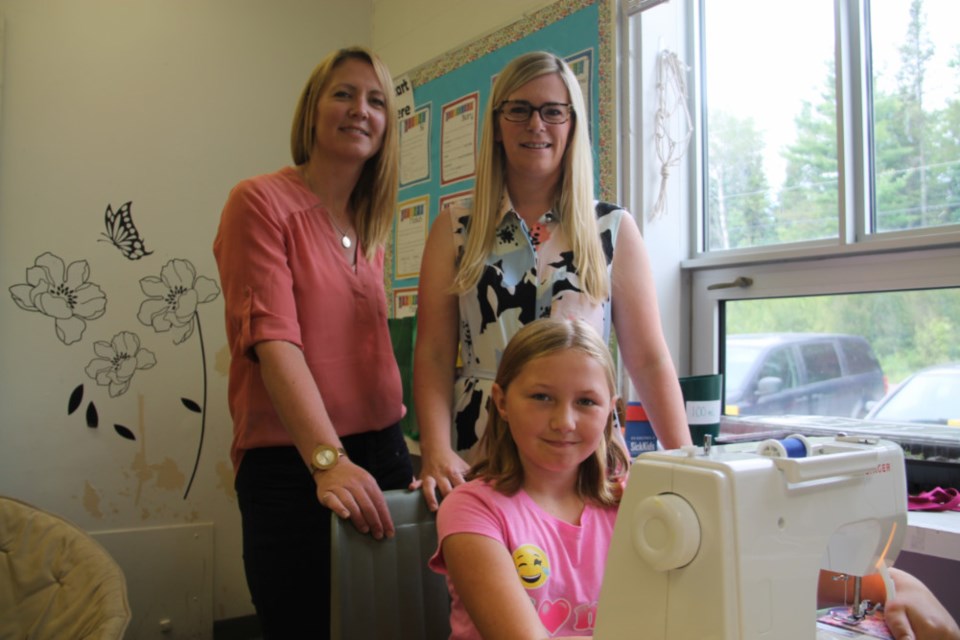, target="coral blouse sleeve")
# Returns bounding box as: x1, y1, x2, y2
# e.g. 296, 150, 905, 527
214, 179, 302, 361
